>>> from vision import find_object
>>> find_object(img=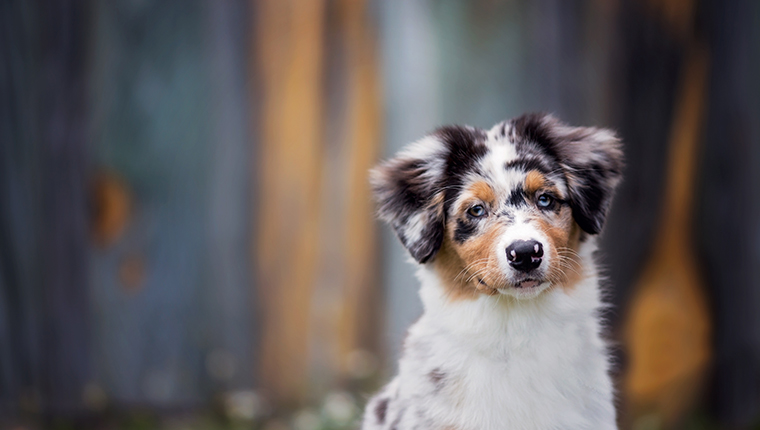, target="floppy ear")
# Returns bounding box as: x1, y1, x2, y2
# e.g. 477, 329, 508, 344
514, 114, 624, 235
370, 135, 448, 264
550, 120, 624, 235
